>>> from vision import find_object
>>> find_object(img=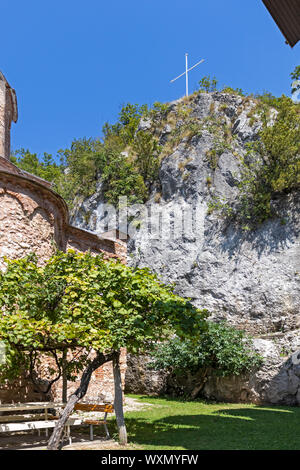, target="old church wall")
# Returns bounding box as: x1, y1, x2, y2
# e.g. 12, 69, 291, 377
0, 172, 127, 403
